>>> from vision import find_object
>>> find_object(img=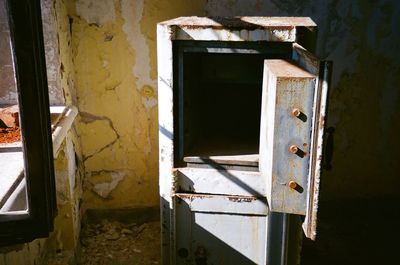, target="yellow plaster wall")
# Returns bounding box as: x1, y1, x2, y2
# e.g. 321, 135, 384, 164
55, 0, 78, 106
0, 239, 46, 265
67, 0, 205, 209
